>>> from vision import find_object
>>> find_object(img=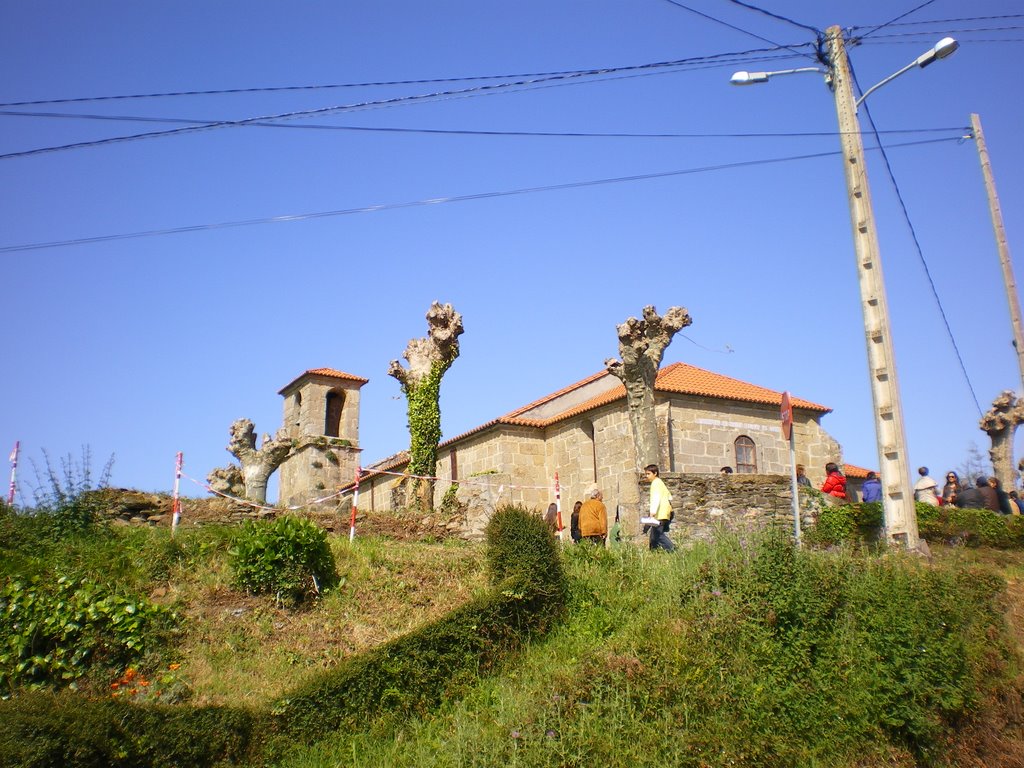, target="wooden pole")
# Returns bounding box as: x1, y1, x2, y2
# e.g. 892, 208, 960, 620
971, 112, 1024, 393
